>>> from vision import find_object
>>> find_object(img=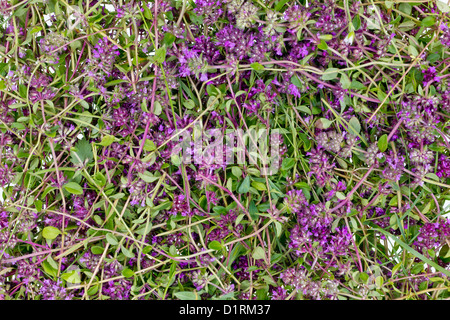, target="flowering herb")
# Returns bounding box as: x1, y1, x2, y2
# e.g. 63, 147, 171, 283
0, 0, 450, 301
